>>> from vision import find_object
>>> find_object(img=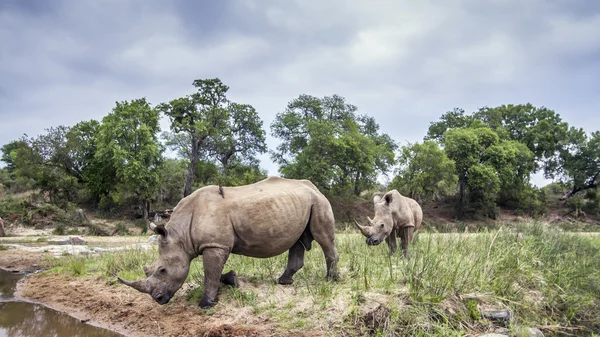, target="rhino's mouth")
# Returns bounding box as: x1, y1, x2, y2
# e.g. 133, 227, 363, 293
366, 237, 382, 246
153, 292, 172, 305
